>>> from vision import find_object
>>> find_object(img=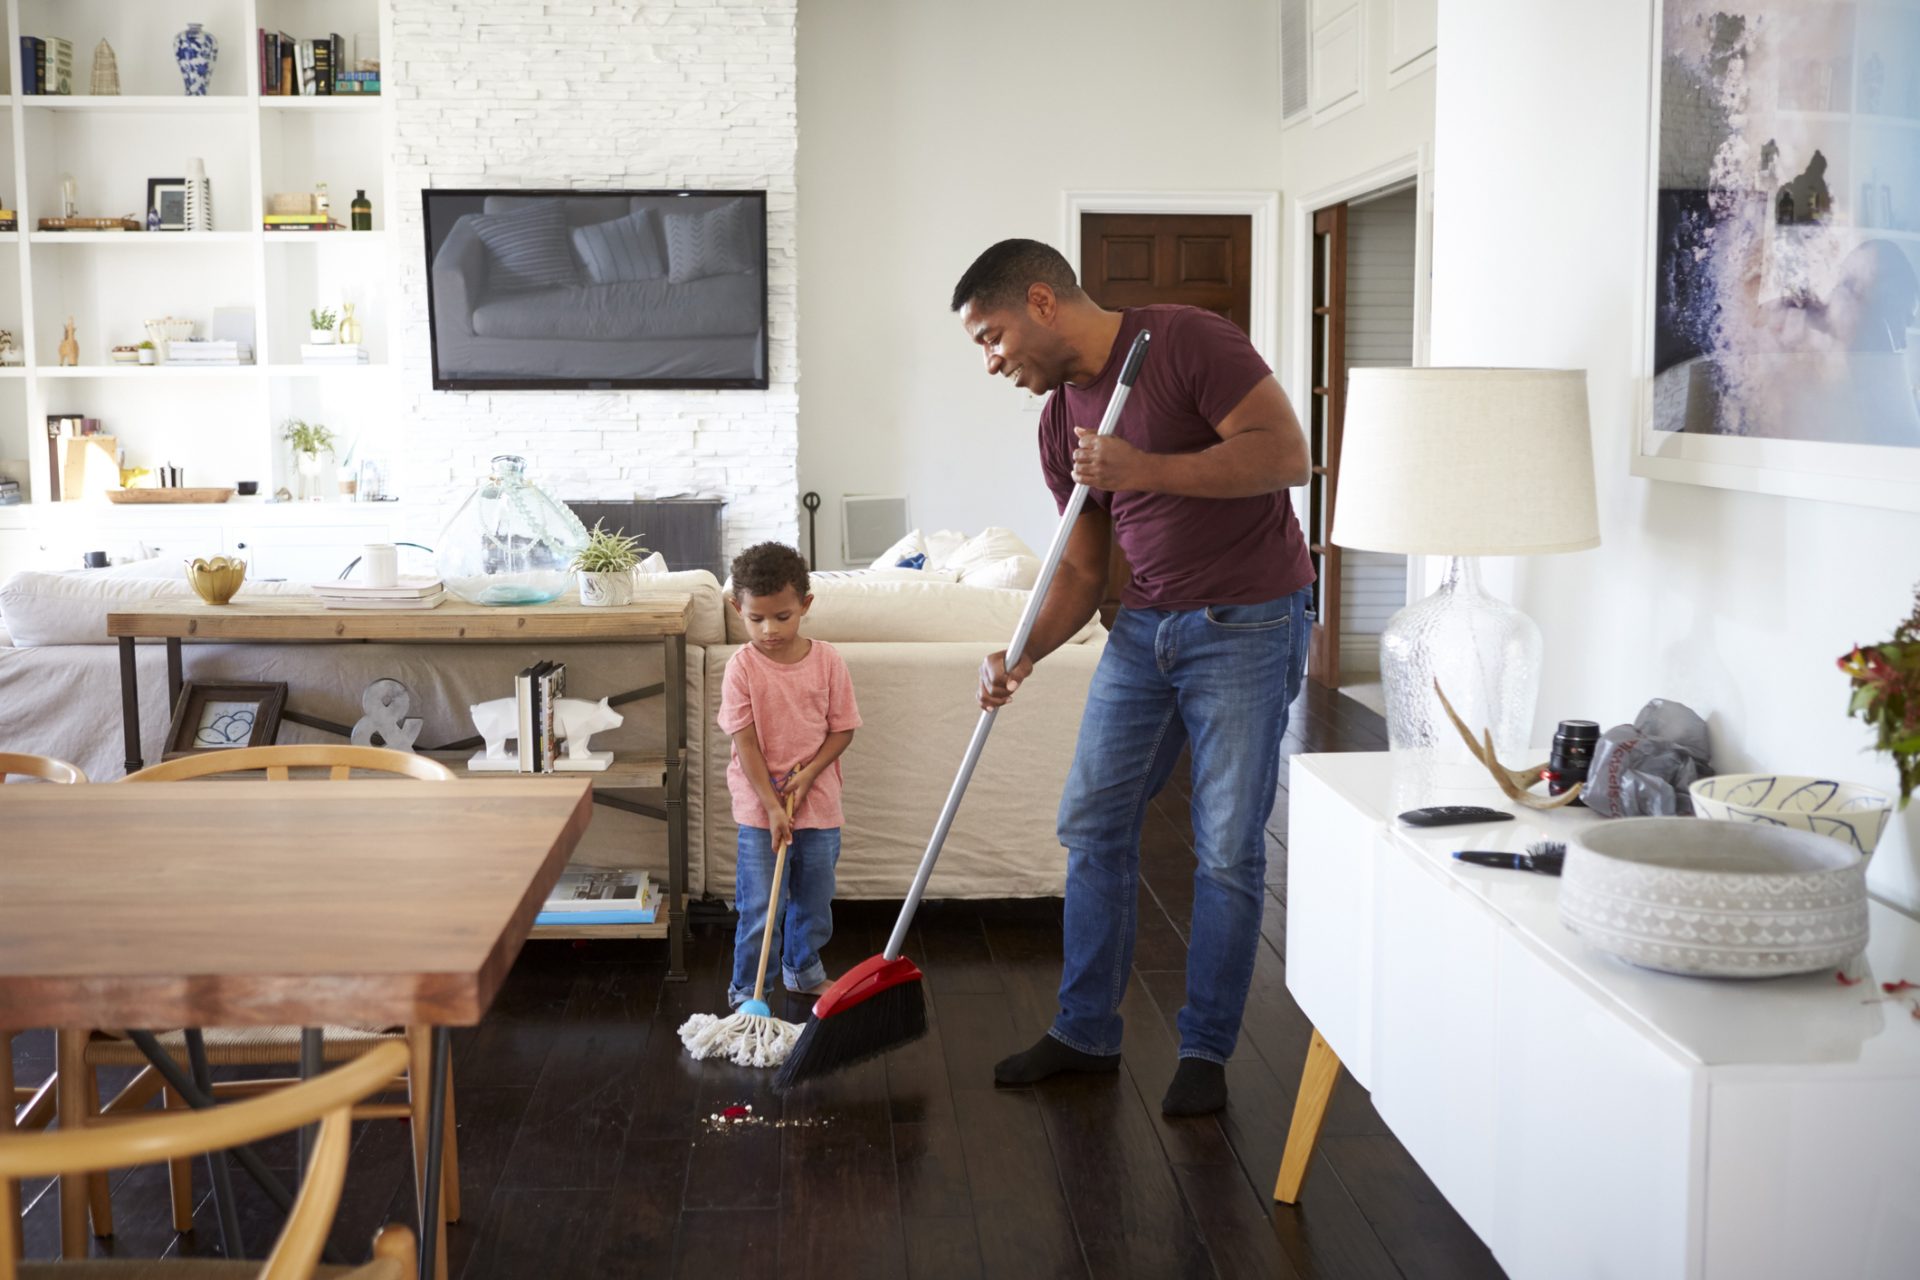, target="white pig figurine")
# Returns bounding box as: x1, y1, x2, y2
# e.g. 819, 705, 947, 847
468, 694, 622, 770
